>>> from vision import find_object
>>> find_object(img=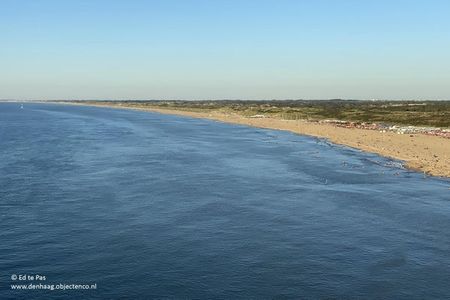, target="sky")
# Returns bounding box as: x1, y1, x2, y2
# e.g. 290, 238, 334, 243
1, 0, 450, 100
